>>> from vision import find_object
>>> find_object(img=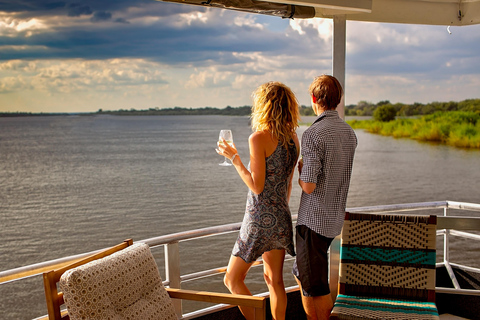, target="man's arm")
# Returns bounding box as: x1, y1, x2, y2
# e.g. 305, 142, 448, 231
299, 179, 316, 194
297, 158, 316, 194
